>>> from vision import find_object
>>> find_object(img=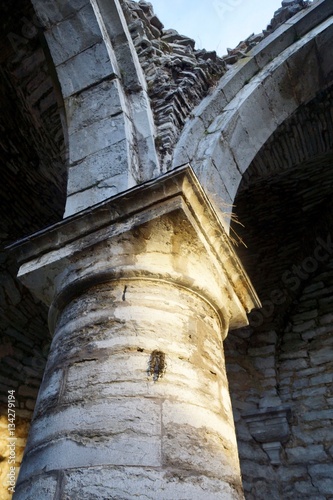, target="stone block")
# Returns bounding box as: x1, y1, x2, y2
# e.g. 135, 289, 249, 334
68, 113, 130, 164
248, 345, 275, 356
255, 331, 278, 344
309, 372, 333, 386
304, 426, 333, 443
172, 114, 207, 167
161, 400, 239, 479
60, 343, 223, 413
56, 43, 116, 99
310, 347, 333, 366
318, 312, 333, 325
66, 78, 124, 134
301, 325, 324, 339
162, 400, 236, 442
64, 170, 136, 216
237, 441, 267, 461
261, 372, 276, 382
67, 140, 131, 194
251, 22, 297, 69
309, 463, 333, 478
244, 407, 291, 446
301, 409, 333, 422
191, 88, 228, 130
317, 478, 333, 496
261, 65, 299, 133
35, 369, 62, 415
286, 445, 327, 464
297, 386, 326, 398
14, 473, 58, 500
26, 398, 161, 451
279, 358, 308, 372
280, 338, 307, 353
45, 3, 101, 66
253, 356, 275, 370
240, 459, 272, 480
292, 309, 318, 323
63, 466, 240, 499
301, 395, 326, 410
189, 161, 234, 229
294, 480, 323, 495
129, 90, 156, 139
292, 0, 333, 39
18, 385, 38, 398
206, 140, 242, 201
216, 56, 260, 105
209, 80, 275, 175
113, 41, 146, 92
32, 0, 89, 27
279, 349, 308, 360
276, 464, 307, 482
18, 434, 162, 484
